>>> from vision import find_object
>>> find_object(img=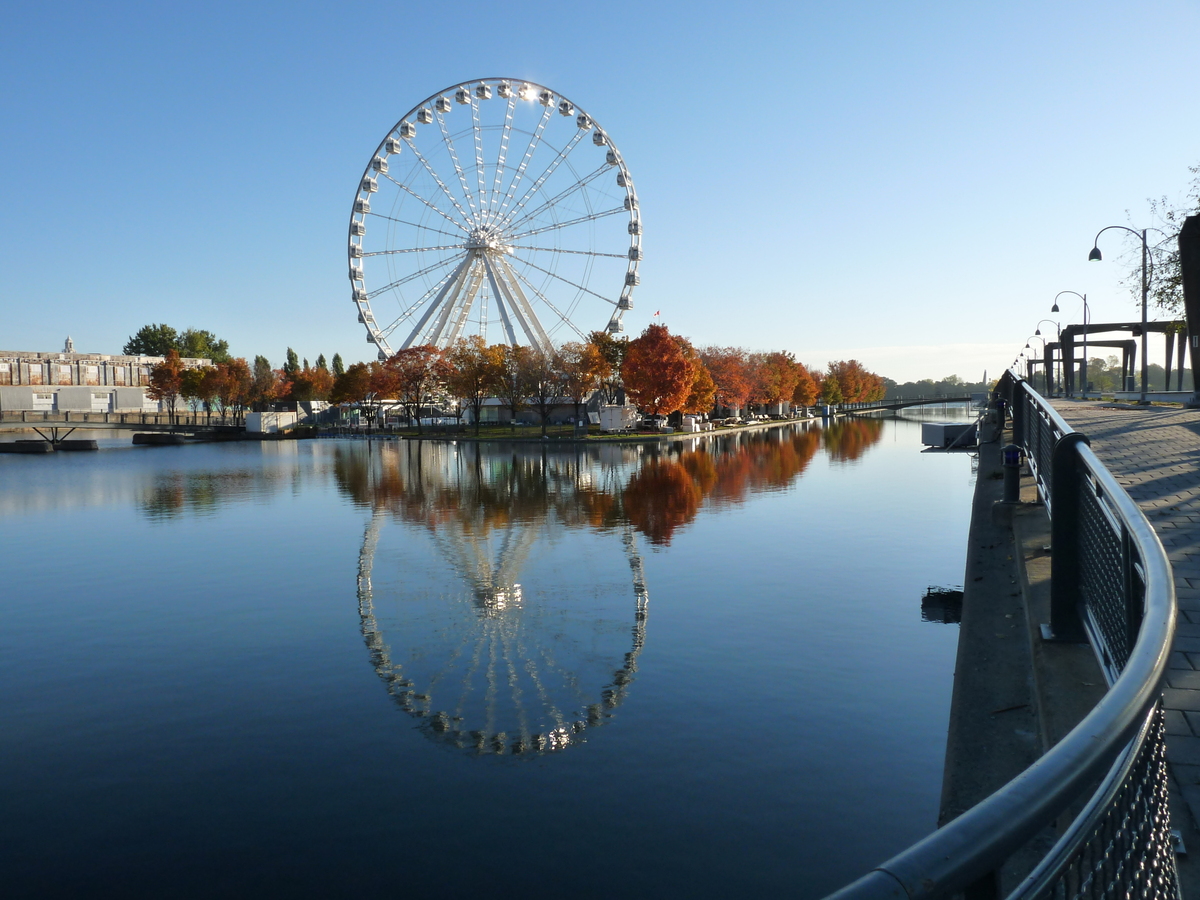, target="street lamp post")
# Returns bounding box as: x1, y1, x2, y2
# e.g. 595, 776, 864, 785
1051, 291, 1087, 397
1034, 319, 1061, 394
1089, 226, 1150, 404
1025, 335, 1048, 393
